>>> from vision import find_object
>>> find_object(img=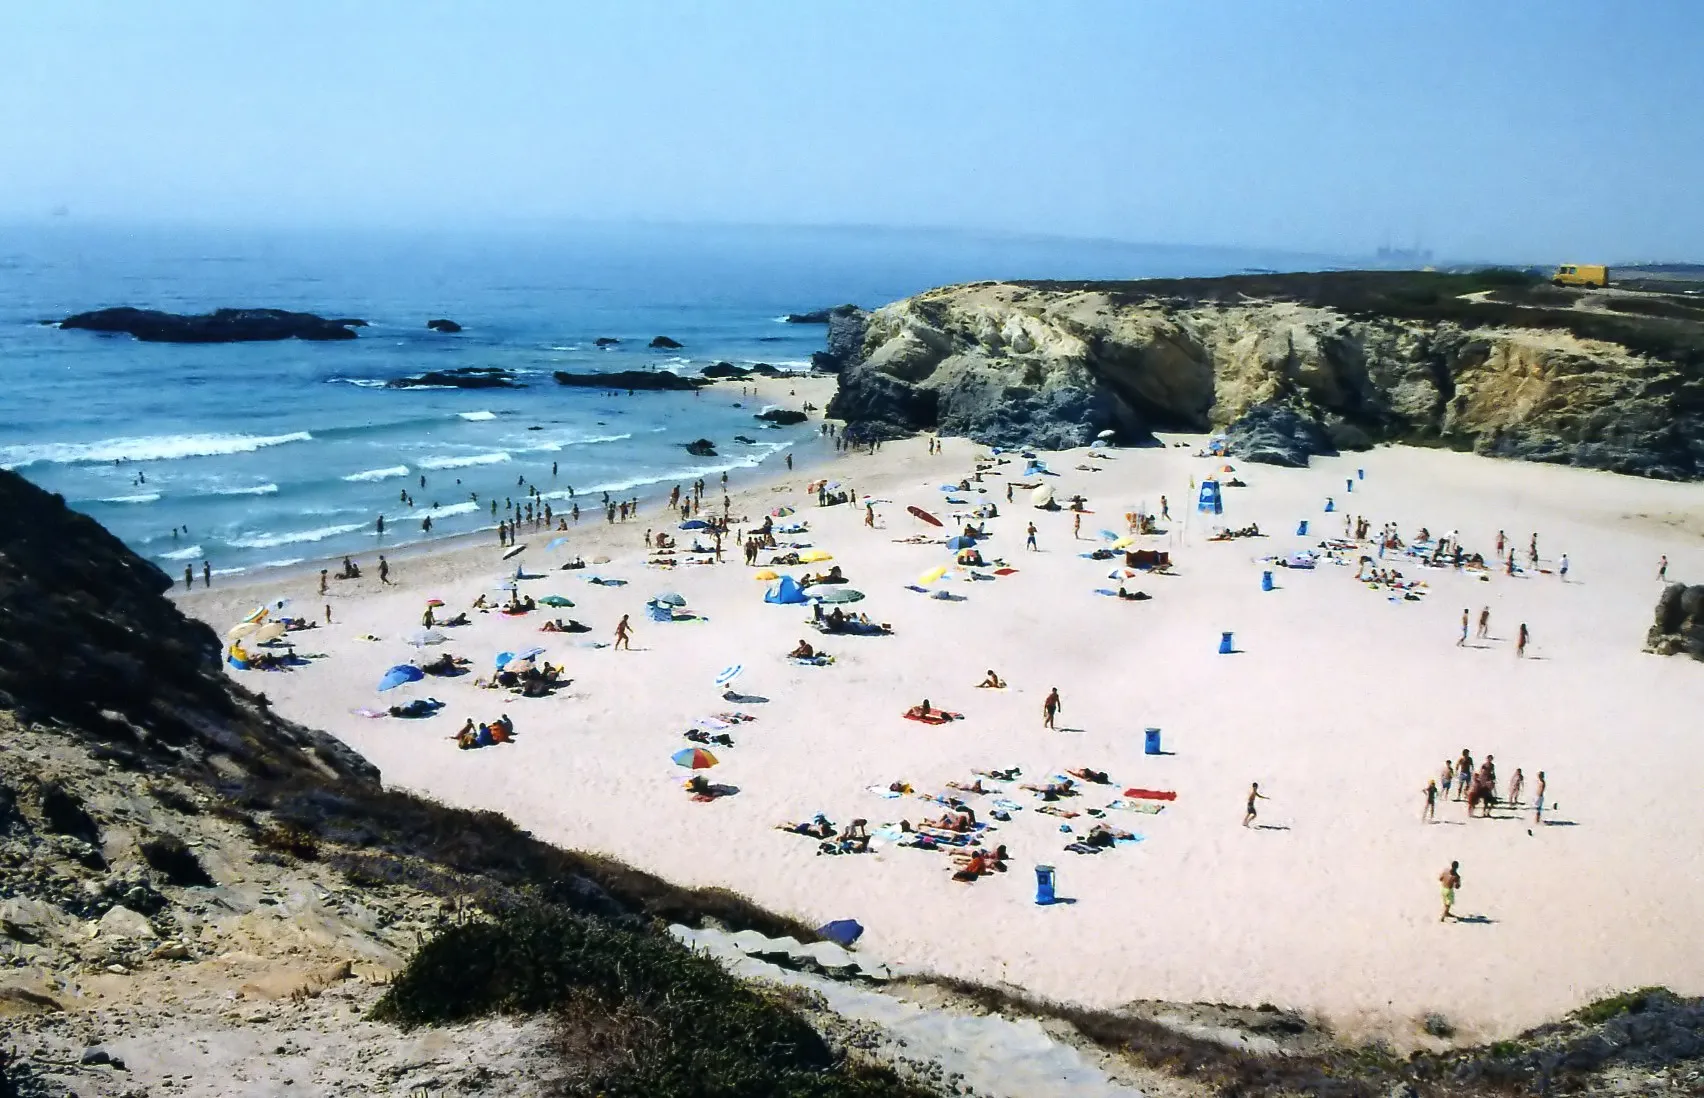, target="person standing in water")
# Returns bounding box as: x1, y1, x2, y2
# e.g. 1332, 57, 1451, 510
202, 561, 211, 588
1439, 861, 1461, 921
